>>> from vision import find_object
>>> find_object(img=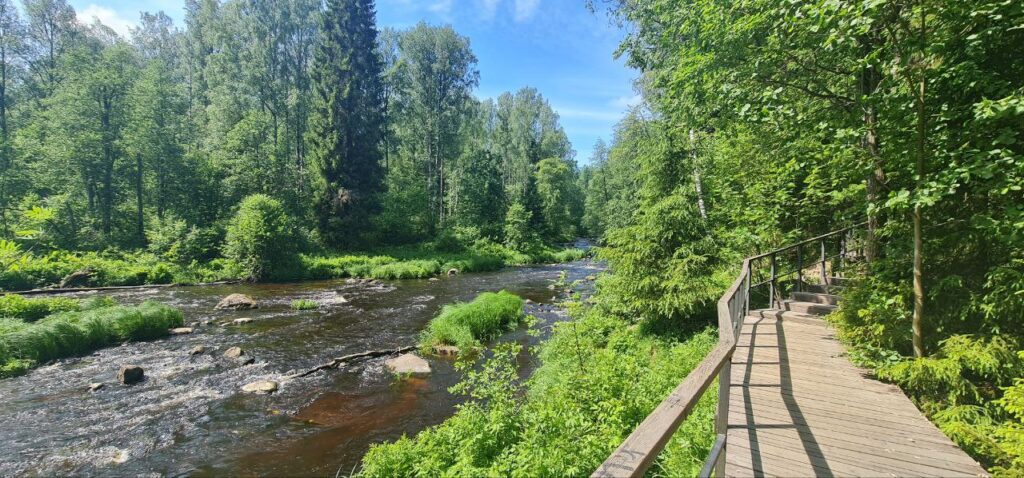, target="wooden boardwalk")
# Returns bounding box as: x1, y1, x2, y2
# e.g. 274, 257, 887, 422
724, 308, 988, 477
